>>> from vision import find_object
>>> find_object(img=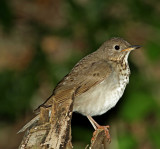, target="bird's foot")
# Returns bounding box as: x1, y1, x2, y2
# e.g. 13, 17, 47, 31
91, 125, 111, 143
87, 115, 111, 143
